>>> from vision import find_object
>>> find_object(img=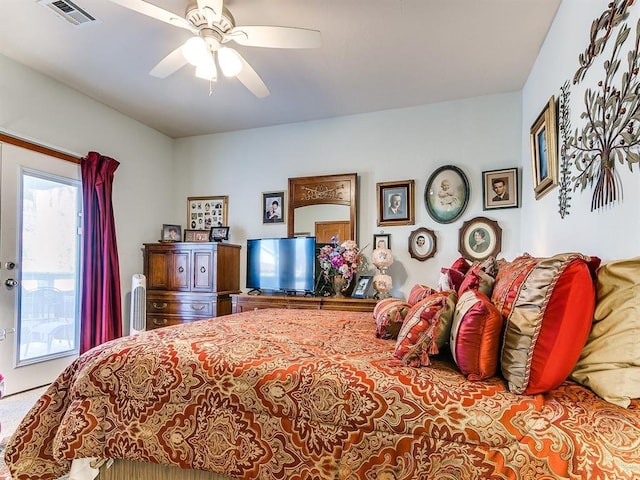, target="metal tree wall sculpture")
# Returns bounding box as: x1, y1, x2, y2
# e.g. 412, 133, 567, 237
558, 81, 572, 218
574, 0, 635, 84
571, 17, 640, 211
